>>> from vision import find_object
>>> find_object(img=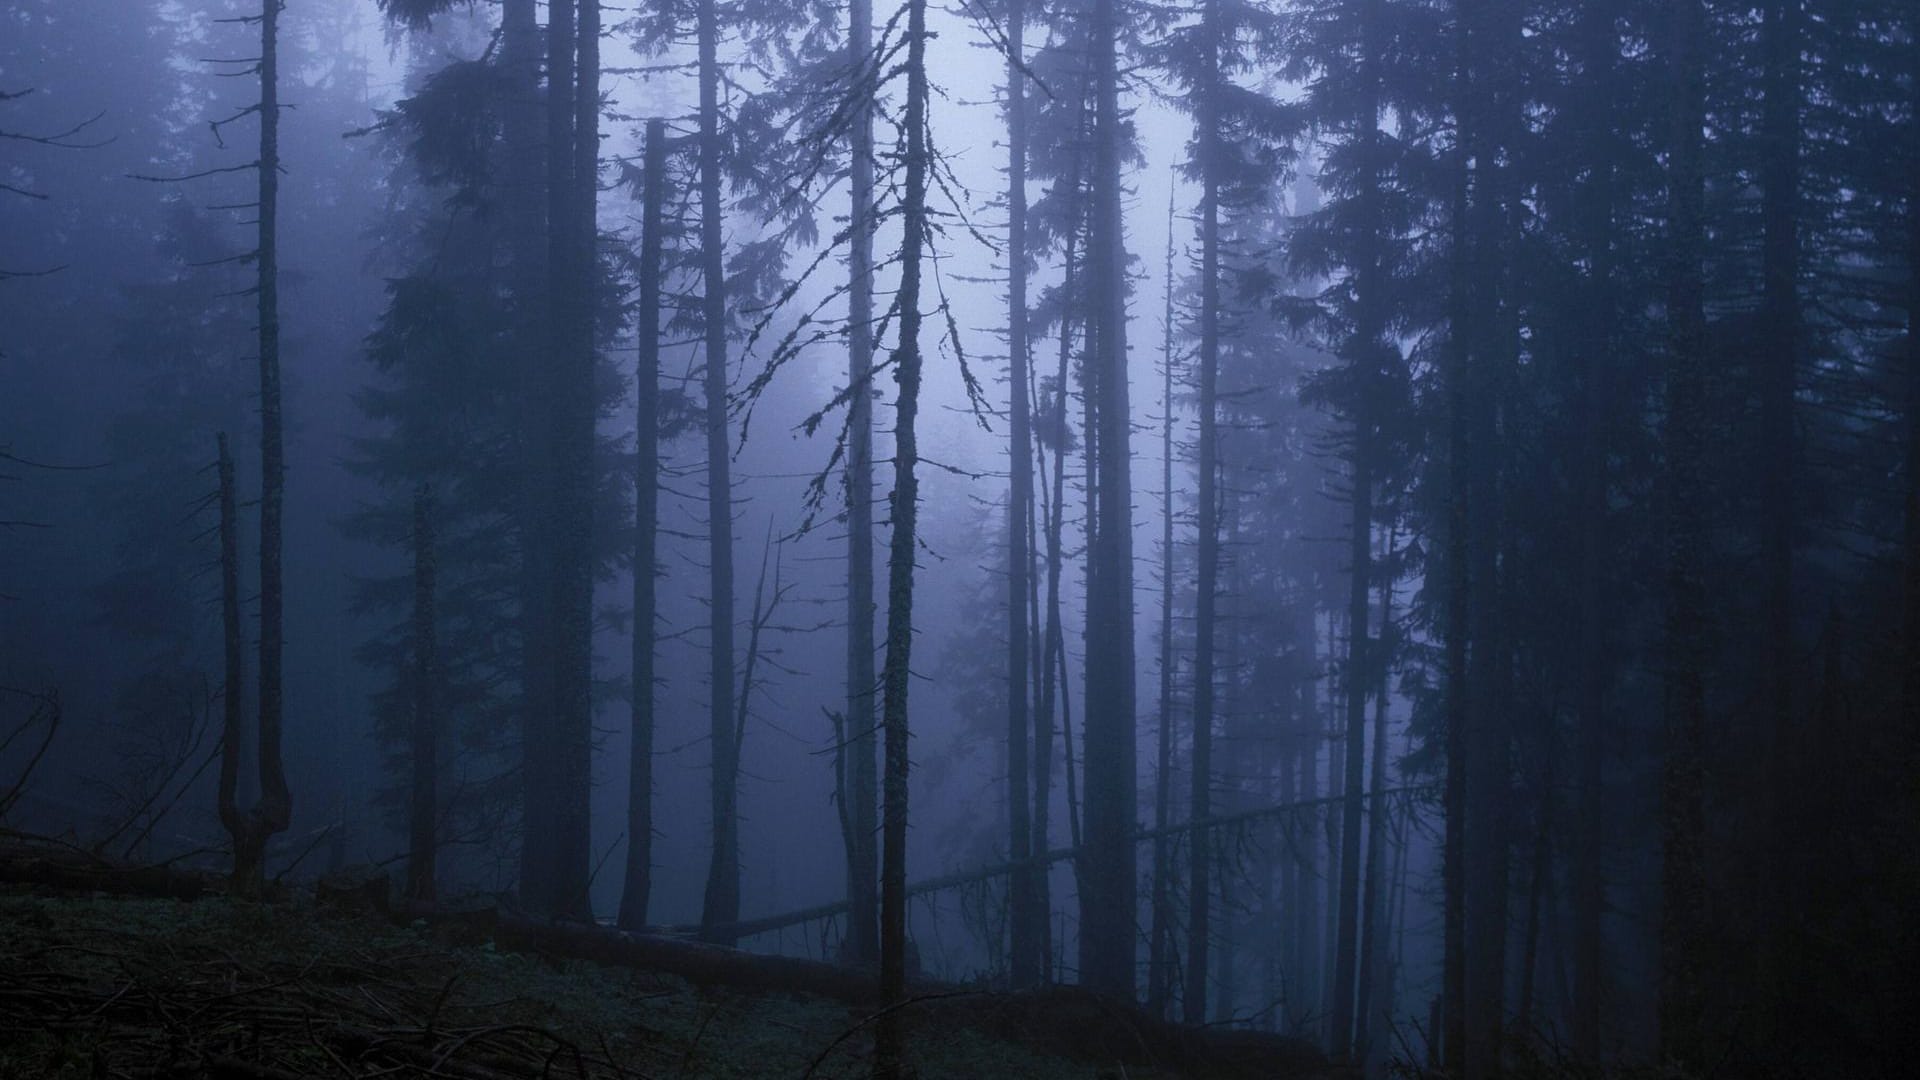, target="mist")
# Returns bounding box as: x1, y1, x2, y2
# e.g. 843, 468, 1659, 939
3, 1, 1917, 1078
